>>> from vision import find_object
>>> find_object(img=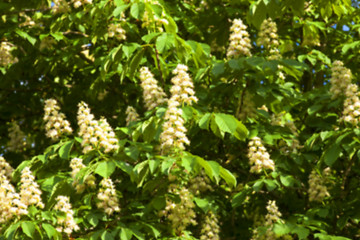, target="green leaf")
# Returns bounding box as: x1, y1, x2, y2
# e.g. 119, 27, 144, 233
196, 157, 220, 184
286, 0, 304, 16
342, 41, 360, 54
198, 113, 211, 130
219, 167, 237, 188
323, 144, 341, 166
122, 43, 140, 59
280, 175, 297, 187
95, 161, 116, 178
273, 223, 292, 236
49, 32, 63, 41
314, 233, 351, 240
181, 155, 196, 172
130, 2, 145, 19
129, 48, 144, 80
124, 146, 139, 160
232, 189, 250, 208
264, 179, 278, 191
212, 62, 225, 77
233, 120, 248, 141
253, 179, 264, 192
114, 160, 134, 176
59, 140, 74, 160
120, 228, 133, 240
113, 4, 129, 17
142, 32, 162, 43
21, 221, 35, 238
194, 197, 210, 213
292, 226, 310, 240
214, 113, 237, 134
15, 29, 36, 45
42, 223, 56, 239
48, 180, 72, 208
161, 157, 176, 174
148, 159, 160, 174
101, 230, 114, 240
4, 222, 20, 239
155, 33, 175, 53
141, 223, 161, 238
307, 104, 323, 115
